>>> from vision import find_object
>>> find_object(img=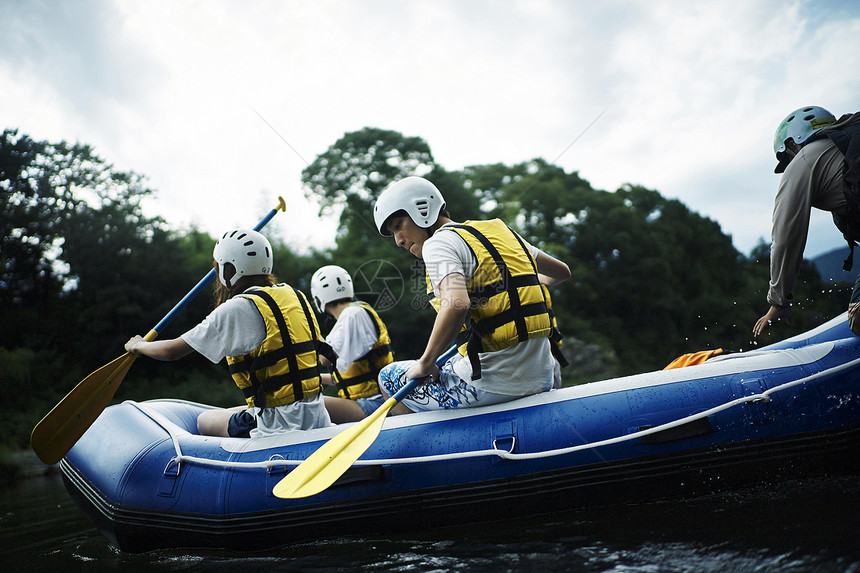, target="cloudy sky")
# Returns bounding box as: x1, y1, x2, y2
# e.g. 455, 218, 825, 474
2, 0, 858, 259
